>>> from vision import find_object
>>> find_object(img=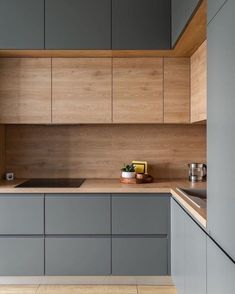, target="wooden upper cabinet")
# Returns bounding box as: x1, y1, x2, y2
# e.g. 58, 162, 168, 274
112, 0, 171, 50
45, 0, 111, 49
0, 0, 44, 49
164, 58, 190, 123
52, 58, 112, 124
191, 41, 207, 122
0, 59, 51, 124
113, 58, 163, 123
